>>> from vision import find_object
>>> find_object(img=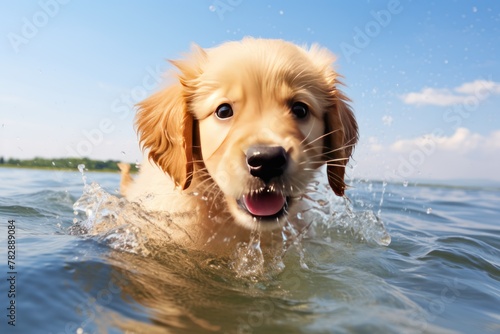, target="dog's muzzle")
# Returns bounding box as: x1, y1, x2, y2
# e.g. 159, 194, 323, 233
237, 145, 289, 218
